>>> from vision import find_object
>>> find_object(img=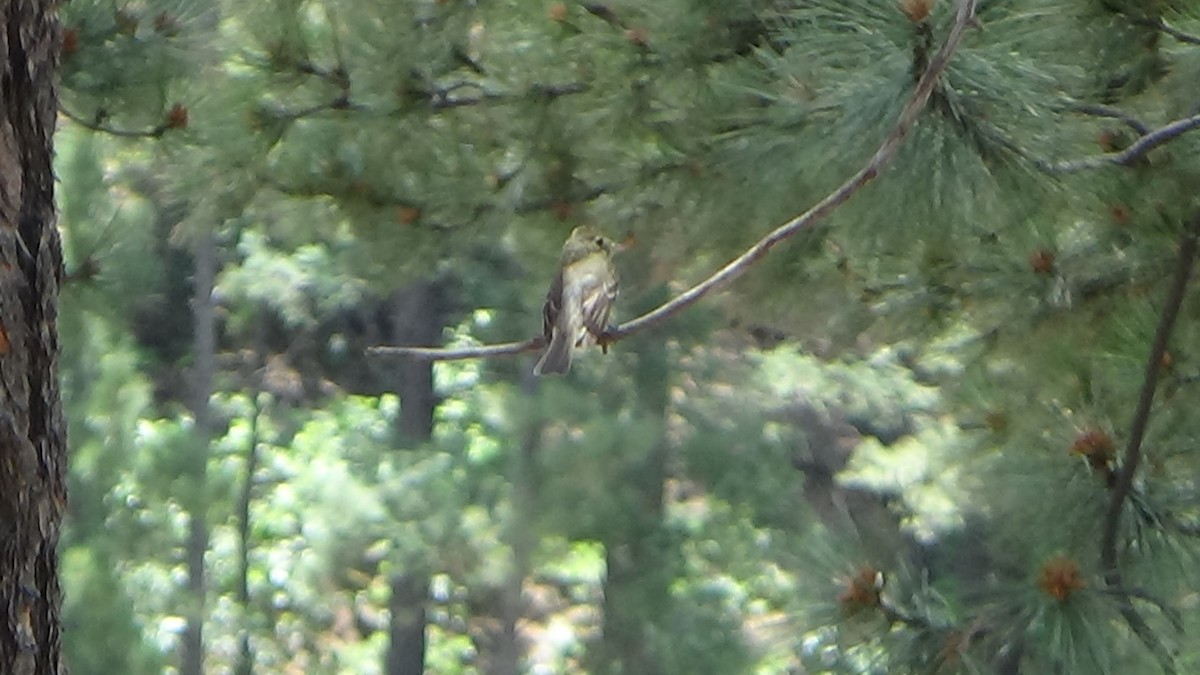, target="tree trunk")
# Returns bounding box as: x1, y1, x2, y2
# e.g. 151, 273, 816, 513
0, 1, 67, 673
384, 280, 447, 675
235, 315, 267, 675
182, 227, 218, 675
